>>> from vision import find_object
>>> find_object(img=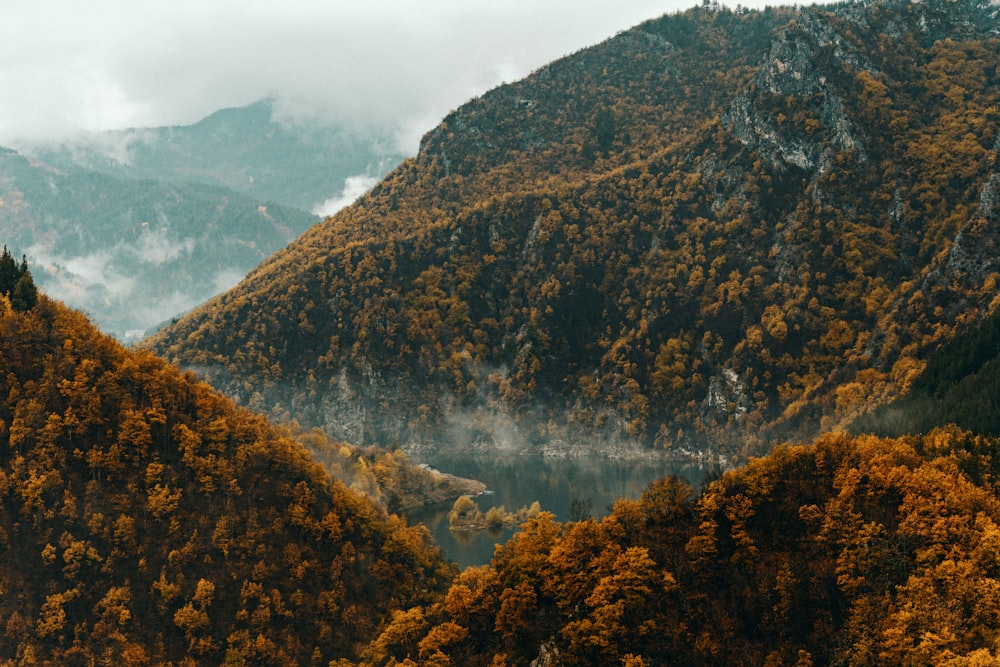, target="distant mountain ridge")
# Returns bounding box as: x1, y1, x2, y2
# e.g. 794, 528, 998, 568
3, 99, 408, 337
25, 97, 404, 213
149, 0, 1000, 461
0, 147, 319, 336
